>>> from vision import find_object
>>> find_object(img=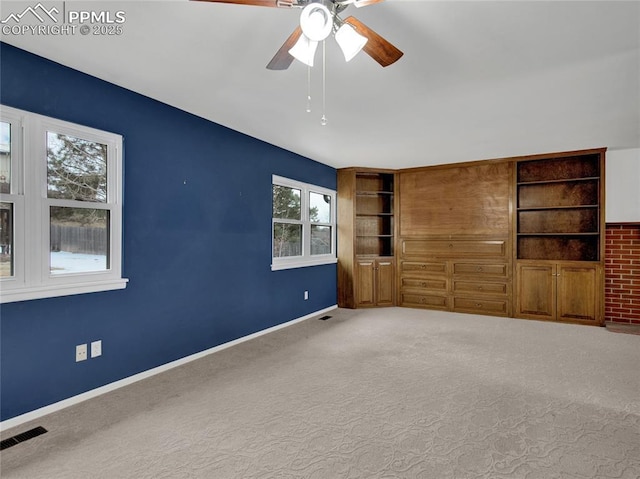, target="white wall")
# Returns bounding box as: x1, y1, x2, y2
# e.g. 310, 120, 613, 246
606, 148, 640, 223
